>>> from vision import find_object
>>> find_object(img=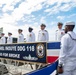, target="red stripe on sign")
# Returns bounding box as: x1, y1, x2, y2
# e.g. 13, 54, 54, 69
47, 56, 58, 63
